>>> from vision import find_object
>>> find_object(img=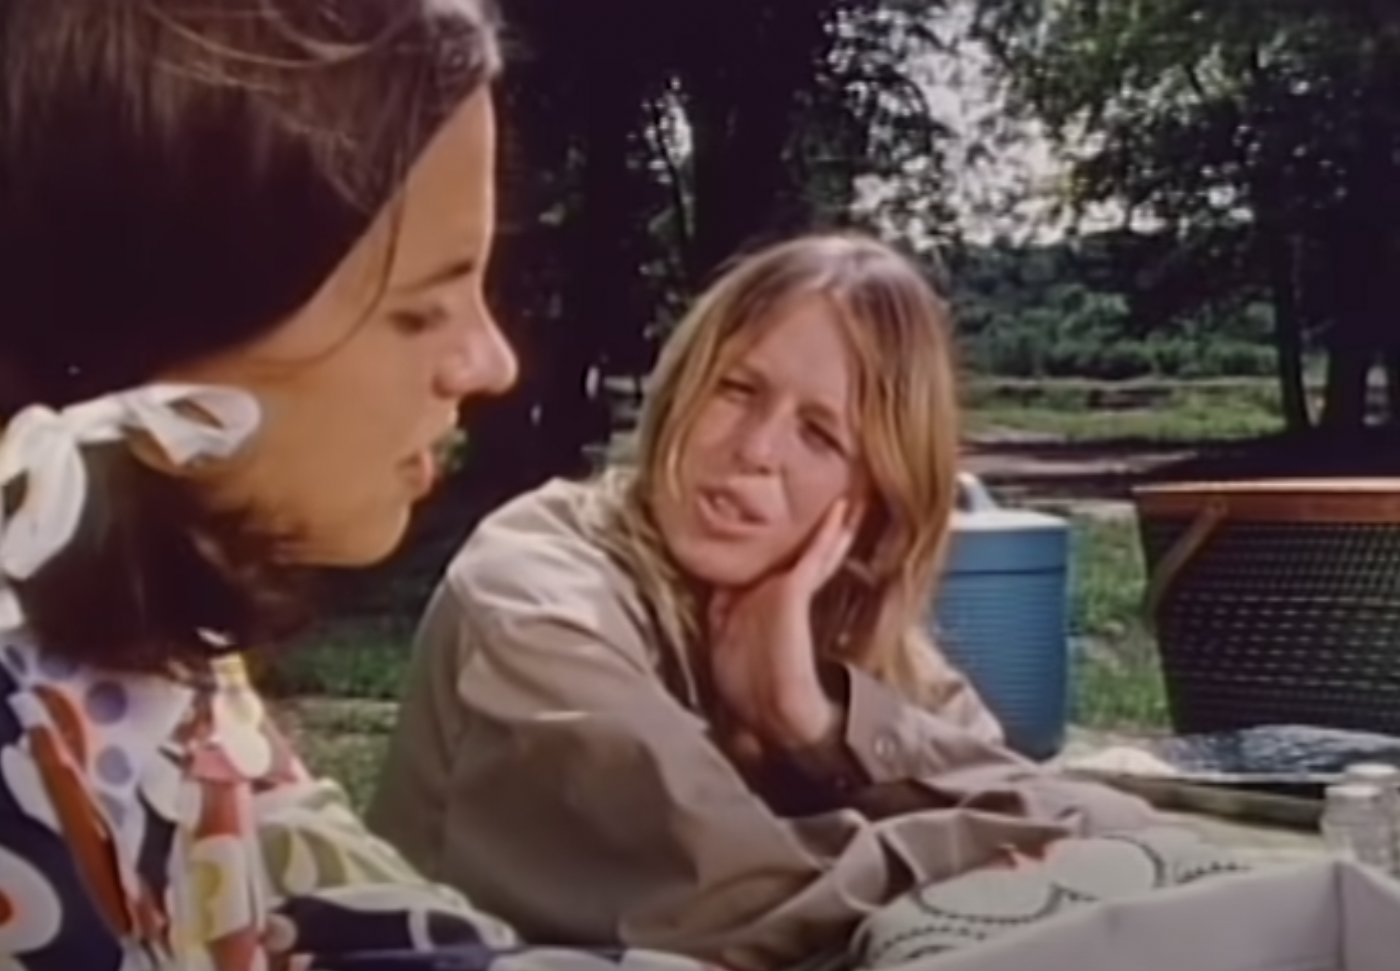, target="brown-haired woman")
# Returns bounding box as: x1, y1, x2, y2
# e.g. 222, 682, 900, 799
369, 233, 1159, 971
0, 4, 725, 971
